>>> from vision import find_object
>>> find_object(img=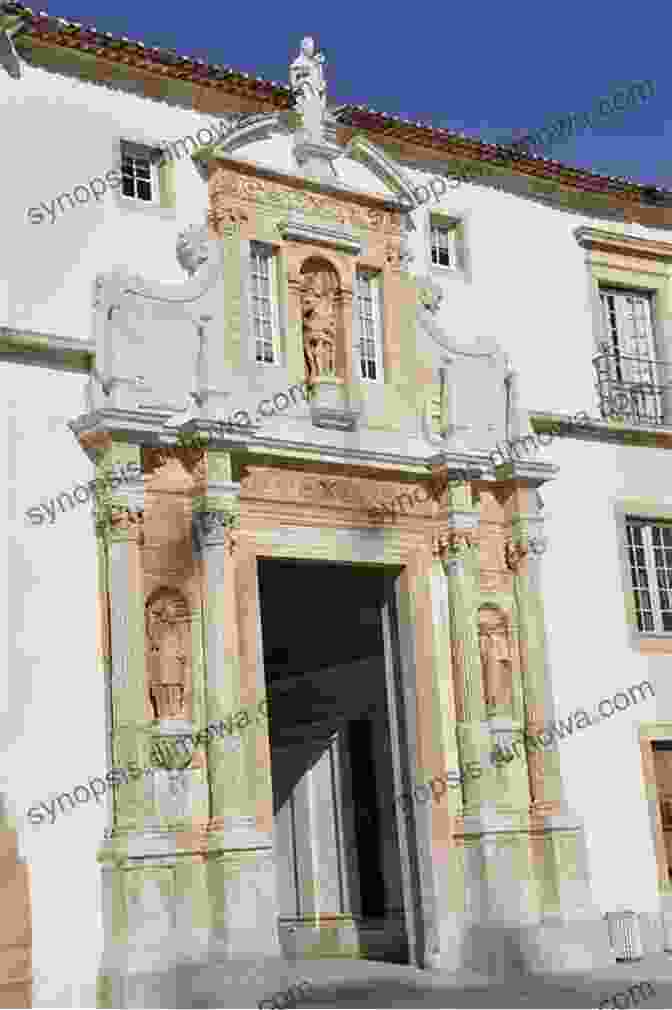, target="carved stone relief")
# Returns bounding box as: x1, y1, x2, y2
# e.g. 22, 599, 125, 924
145, 588, 191, 720
209, 169, 399, 235
505, 538, 529, 573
